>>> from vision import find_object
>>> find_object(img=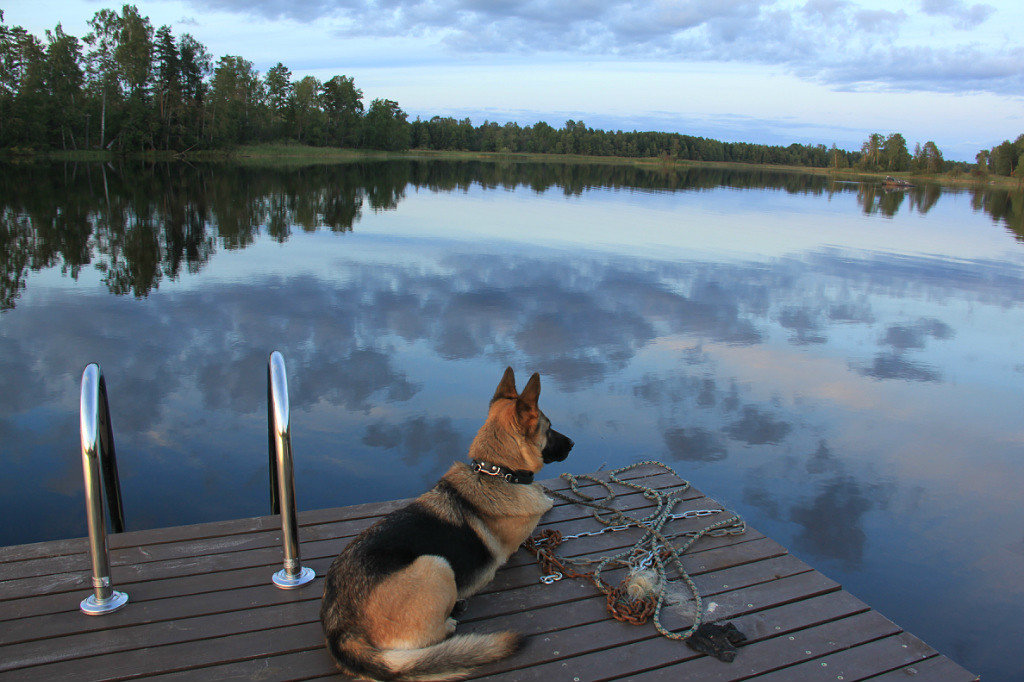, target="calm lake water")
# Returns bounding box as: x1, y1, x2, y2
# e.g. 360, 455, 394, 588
2, 159, 1022, 678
